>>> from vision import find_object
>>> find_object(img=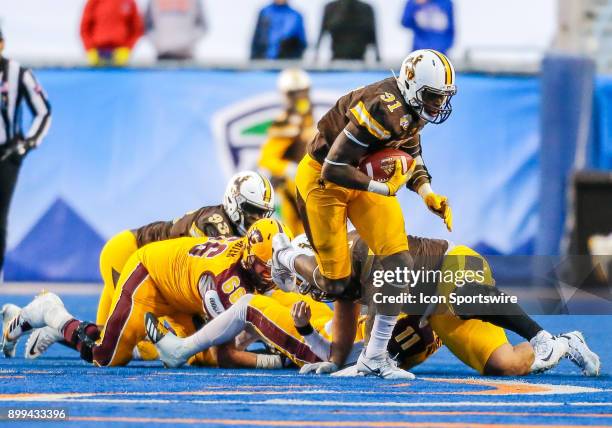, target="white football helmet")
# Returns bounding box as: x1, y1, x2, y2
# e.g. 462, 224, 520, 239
223, 171, 275, 235
395, 49, 457, 124
277, 68, 311, 93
